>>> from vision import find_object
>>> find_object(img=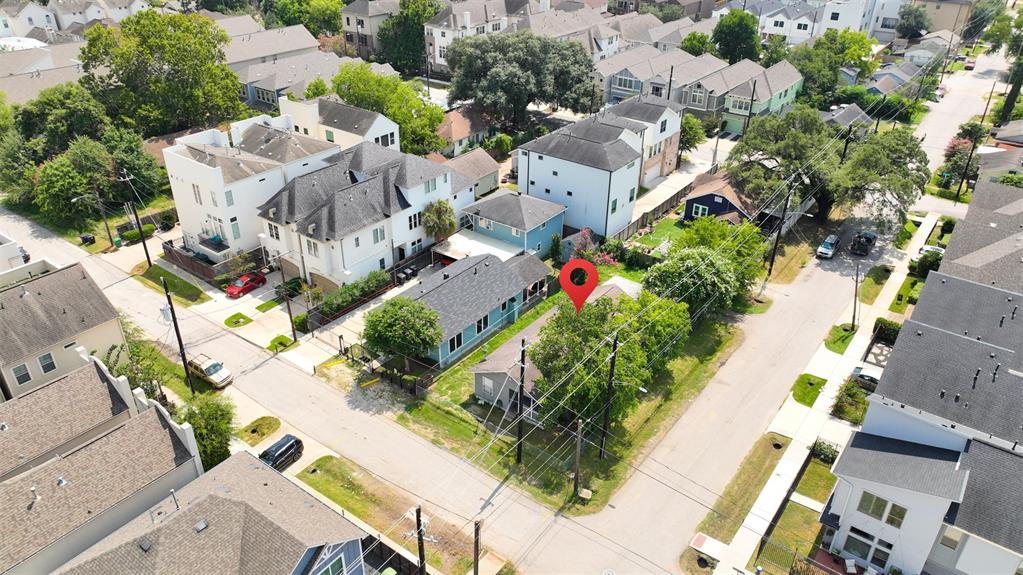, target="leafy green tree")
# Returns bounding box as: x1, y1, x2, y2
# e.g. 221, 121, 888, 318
177, 393, 236, 469
304, 76, 330, 99
638, 2, 682, 22
33, 155, 92, 228
619, 290, 692, 373
964, 0, 1005, 40
80, 11, 245, 136
761, 35, 789, 67
788, 29, 876, 107
0, 92, 13, 135
423, 199, 456, 240
362, 297, 443, 370
712, 11, 760, 64
104, 318, 172, 405
986, 14, 1023, 124
15, 82, 110, 162
0, 132, 37, 206
679, 113, 706, 154
672, 217, 767, 294
377, 0, 444, 74
64, 136, 113, 199
896, 4, 930, 39
529, 297, 649, 426
102, 127, 163, 201
999, 173, 1023, 187
446, 32, 597, 126
549, 233, 562, 263
956, 121, 987, 145
835, 128, 929, 228
275, 0, 308, 25
305, 0, 343, 35
915, 249, 942, 278
333, 62, 446, 153
681, 31, 714, 56
643, 247, 741, 317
